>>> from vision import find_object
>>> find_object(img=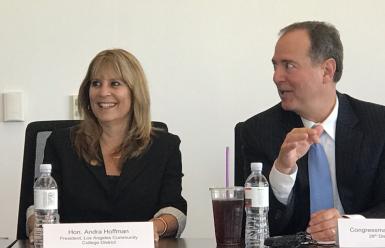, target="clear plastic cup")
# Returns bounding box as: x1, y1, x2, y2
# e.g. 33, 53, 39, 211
210, 187, 244, 246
